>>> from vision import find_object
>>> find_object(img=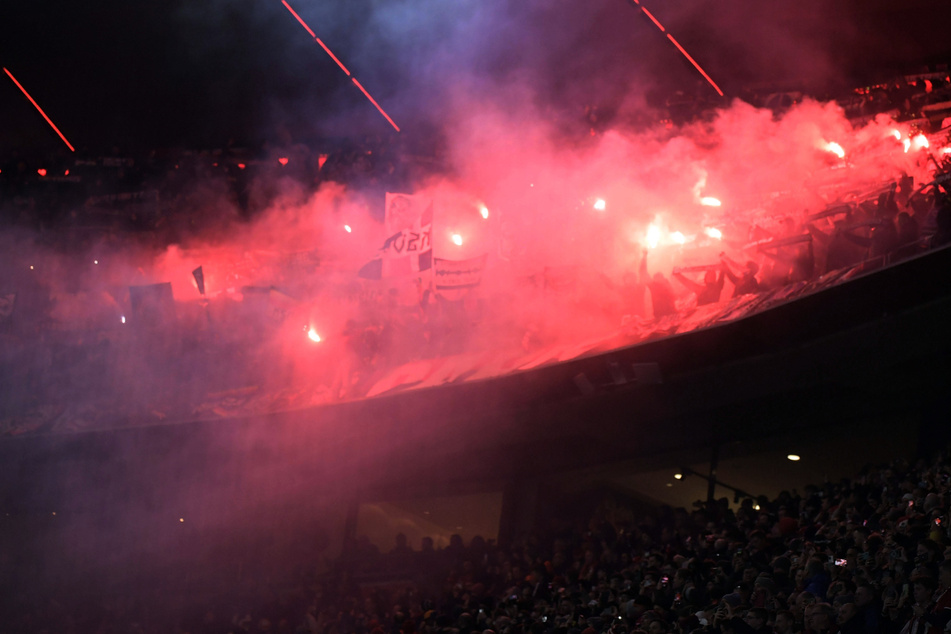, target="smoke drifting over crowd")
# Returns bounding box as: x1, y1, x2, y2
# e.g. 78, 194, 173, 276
0, 0, 944, 604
